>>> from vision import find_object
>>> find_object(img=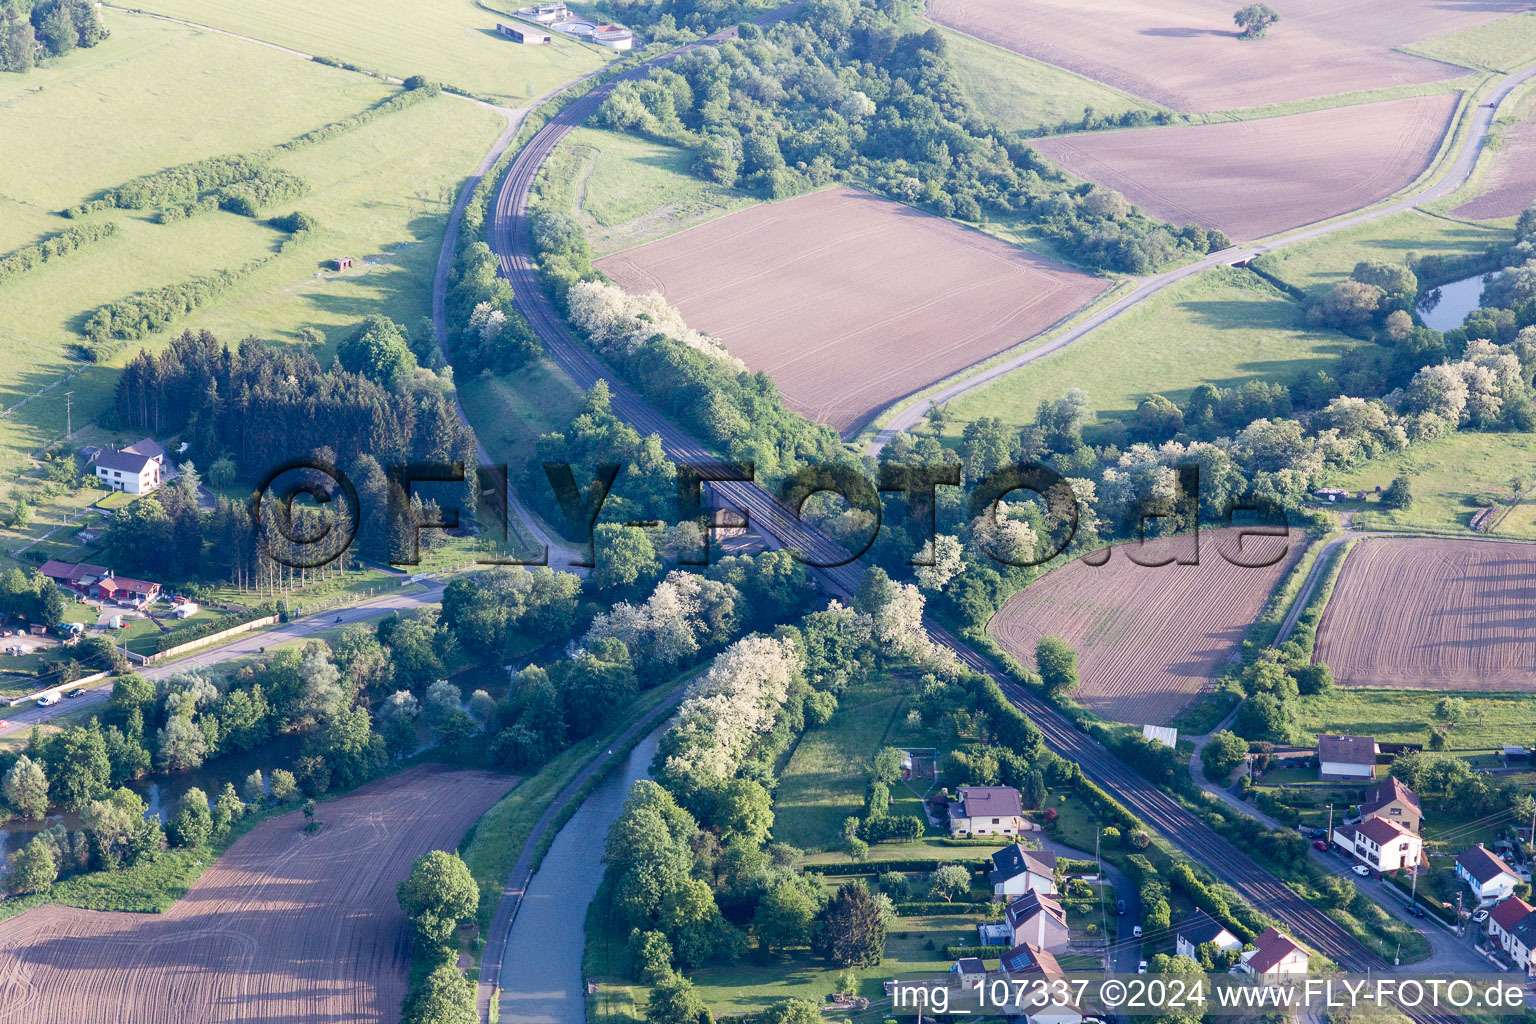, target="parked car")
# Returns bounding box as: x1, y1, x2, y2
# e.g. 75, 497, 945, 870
1473, 909, 1490, 923
1313, 839, 1330, 852
64, 687, 85, 699
1352, 865, 1372, 877
36, 694, 56, 707
1408, 905, 1427, 918
1116, 899, 1127, 916
1137, 961, 1148, 975
1133, 925, 1143, 938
